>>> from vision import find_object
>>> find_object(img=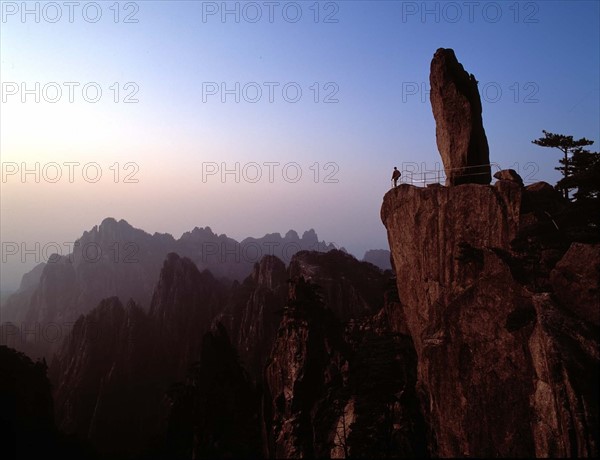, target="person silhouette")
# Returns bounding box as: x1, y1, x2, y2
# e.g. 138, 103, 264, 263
391, 167, 401, 187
